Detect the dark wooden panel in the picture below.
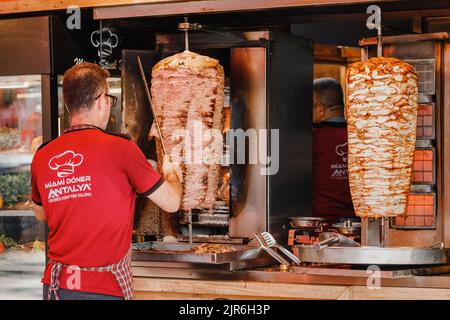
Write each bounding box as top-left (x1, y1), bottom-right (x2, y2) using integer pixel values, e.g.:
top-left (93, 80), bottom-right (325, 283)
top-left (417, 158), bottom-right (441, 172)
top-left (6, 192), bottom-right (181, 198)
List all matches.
top-left (121, 49), bottom-right (160, 157)
top-left (268, 32), bottom-right (313, 246)
top-left (0, 16), bottom-right (50, 76)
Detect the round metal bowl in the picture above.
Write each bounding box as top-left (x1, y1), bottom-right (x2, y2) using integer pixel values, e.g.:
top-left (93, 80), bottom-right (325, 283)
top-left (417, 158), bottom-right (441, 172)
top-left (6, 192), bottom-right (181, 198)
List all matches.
top-left (289, 217), bottom-right (324, 229)
top-left (332, 221), bottom-right (361, 236)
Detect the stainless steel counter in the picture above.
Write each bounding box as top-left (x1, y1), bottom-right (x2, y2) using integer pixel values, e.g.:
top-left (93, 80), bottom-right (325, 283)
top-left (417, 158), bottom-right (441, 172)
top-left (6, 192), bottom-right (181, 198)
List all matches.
top-left (132, 261), bottom-right (450, 290)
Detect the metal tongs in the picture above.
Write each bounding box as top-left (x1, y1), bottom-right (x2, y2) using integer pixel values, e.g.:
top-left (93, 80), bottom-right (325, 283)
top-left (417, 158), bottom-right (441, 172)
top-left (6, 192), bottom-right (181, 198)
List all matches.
top-left (253, 233), bottom-right (290, 267)
top-left (260, 232), bottom-right (301, 265)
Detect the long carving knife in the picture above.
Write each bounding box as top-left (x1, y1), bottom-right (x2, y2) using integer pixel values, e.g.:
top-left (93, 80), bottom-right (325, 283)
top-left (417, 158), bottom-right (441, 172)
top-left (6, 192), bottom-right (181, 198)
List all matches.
top-left (137, 56), bottom-right (167, 155)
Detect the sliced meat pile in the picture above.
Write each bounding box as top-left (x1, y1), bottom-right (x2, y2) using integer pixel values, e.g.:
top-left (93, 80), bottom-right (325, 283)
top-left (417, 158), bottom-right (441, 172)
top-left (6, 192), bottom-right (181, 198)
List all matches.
top-left (346, 57), bottom-right (418, 218)
top-left (192, 243), bottom-right (236, 254)
top-left (151, 51), bottom-right (224, 211)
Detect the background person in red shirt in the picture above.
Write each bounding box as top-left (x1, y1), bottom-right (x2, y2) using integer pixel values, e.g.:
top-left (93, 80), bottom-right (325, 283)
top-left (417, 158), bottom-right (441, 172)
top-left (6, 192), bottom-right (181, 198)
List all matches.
top-left (312, 77), bottom-right (355, 224)
top-left (31, 62), bottom-right (183, 300)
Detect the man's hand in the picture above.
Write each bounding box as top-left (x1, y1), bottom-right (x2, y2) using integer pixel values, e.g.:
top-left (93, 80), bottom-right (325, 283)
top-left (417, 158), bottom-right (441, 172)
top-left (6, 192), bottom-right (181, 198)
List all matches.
top-left (33, 204), bottom-right (46, 222)
top-left (162, 155), bottom-right (183, 183)
top-left (147, 155), bottom-right (183, 213)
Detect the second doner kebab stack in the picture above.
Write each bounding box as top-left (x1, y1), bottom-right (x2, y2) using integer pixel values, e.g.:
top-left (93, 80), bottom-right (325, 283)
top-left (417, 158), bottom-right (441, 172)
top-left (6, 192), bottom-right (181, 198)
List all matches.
top-left (150, 51), bottom-right (225, 211)
top-left (346, 57), bottom-right (418, 218)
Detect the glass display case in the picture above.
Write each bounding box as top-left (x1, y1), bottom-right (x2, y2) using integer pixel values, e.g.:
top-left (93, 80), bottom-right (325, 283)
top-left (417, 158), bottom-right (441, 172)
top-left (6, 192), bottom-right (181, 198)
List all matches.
top-left (0, 74), bottom-right (45, 230)
top-left (0, 76), bottom-right (41, 207)
top-left (0, 75), bottom-right (46, 300)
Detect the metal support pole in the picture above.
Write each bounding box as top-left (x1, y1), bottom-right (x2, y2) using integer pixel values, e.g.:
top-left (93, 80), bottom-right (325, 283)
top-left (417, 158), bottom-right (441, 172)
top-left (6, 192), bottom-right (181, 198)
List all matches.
top-left (188, 210), bottom-right (193, 247)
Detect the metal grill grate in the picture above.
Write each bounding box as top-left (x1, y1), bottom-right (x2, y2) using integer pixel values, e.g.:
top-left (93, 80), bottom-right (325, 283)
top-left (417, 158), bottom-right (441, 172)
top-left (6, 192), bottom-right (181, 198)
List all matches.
top-left (395, 59), bottom-right (437, 231)
top-left (412, 148), bottom-right (434, 184)
top-left (416, 103), bottom-right (435, 139)
top-left (393, 193), bottom-right (435, 229)
top-left (404, 58), bottom-right (435, 95)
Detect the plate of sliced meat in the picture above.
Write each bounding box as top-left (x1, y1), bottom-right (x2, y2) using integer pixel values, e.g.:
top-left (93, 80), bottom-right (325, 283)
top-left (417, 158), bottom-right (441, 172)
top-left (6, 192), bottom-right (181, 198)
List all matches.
top-left (132, 241), bottom-right (261, 264)
top-left (192, 243), bottom-right (236, 254)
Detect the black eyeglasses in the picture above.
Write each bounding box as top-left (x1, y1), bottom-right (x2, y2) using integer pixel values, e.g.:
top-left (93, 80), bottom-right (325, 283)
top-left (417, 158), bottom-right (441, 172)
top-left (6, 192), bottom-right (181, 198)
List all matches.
top-left (95, 93), bottom-right (118, 108)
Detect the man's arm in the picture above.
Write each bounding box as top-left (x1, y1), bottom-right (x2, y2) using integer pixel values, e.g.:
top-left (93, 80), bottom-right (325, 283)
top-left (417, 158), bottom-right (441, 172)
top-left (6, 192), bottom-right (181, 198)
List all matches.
top-left (33, 204), bottom-right (46, 221)
top-left (147, 180), bottom-right (182, 213)
top-left (147, 155), bottom-right (183, 213)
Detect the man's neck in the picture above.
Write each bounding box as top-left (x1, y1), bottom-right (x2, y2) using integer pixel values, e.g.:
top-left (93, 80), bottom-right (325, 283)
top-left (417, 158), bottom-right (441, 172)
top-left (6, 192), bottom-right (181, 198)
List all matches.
top-left (325, 109), bottom-right (345, 120)
top-left (70, 113), bottom-right (99, 128)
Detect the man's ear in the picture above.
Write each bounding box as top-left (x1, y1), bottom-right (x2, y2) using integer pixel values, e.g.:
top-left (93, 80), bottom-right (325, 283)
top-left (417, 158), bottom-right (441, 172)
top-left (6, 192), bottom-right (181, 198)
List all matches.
top-left (317, 103), bottom-right (326, 116)
top-left (96, 95), bottom-right (103, 111)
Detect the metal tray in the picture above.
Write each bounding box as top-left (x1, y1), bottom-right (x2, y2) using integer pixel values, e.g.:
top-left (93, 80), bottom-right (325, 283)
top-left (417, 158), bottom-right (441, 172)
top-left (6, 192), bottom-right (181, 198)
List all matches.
top-left (292, 246), bottom-right (450, 265)
top-left (132, 241), bottom-right (262, 264)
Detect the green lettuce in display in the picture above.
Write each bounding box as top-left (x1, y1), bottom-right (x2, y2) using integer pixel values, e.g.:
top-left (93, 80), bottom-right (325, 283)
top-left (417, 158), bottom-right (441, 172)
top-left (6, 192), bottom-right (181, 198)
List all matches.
top-left (0, 172), bottom-right (31, 207)
top-left (0, 128), bottom-right (21, 151)
top-left (0, 234), bottom-right (16, 248)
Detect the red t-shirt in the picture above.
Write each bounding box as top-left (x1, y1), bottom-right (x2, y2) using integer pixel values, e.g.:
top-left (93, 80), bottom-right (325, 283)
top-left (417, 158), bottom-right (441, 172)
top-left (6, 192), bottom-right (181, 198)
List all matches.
top-left (31, 127), bottom-right (163, 297)
top-left (312, 121), bottom-right (355, 221)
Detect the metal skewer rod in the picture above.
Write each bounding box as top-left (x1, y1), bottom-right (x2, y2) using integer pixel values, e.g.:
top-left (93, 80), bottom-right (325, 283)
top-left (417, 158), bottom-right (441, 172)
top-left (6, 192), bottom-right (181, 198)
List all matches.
top-left (376, 25), bottom-right (383, 58)
top-left (184, 17), bottom-right (189, 52)
top-left (178, 17), bottom-right (203, 52)
top-left (366, 5), bottom-right (383, 57)
top-left (188, 210), bottom-right (193, 248)
top-left (137, 56), bottom-right (167, 155)
top-left (374, 6), bottom-right (383, 57)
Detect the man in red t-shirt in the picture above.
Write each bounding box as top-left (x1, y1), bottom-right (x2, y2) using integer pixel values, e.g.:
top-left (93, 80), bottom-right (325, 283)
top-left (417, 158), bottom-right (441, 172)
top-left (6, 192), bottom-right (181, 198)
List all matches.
top-left (31, 62), bottom-right (182, 300)
top-left (312, 78), bottom-right (355, 223)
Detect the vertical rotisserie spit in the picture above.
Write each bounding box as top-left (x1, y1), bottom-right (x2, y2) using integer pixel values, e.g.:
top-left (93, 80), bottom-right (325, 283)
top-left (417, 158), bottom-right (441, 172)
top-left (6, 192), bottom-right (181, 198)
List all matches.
top-left (346, 57), bottom-right (418, 218)
top-left (150, 51), bottom-right (225, 211)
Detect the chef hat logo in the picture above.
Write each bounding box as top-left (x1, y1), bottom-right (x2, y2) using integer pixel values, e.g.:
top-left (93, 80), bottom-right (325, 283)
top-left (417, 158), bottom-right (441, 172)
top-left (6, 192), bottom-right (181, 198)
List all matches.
top-left (90, 28), bottom-right (118, 60)
top-left (335, 142), bottom-right (348, 163)
top-left (48, 150), bottom-right (84, 178)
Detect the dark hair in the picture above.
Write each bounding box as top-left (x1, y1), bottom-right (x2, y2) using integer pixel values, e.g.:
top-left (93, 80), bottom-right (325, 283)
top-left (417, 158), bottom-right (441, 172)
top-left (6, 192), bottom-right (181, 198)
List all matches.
top-left (62, 62), bottom-right (109, 114)
top-left (313, 77), bottom-right (344, 110)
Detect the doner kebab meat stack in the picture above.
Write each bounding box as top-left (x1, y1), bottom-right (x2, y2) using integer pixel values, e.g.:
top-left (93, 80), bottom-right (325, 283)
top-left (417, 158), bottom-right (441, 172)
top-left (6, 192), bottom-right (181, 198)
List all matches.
top-left (346, 57), bottom-right (418, 218)
top-left (151, 51), bottom-right (225, 211)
